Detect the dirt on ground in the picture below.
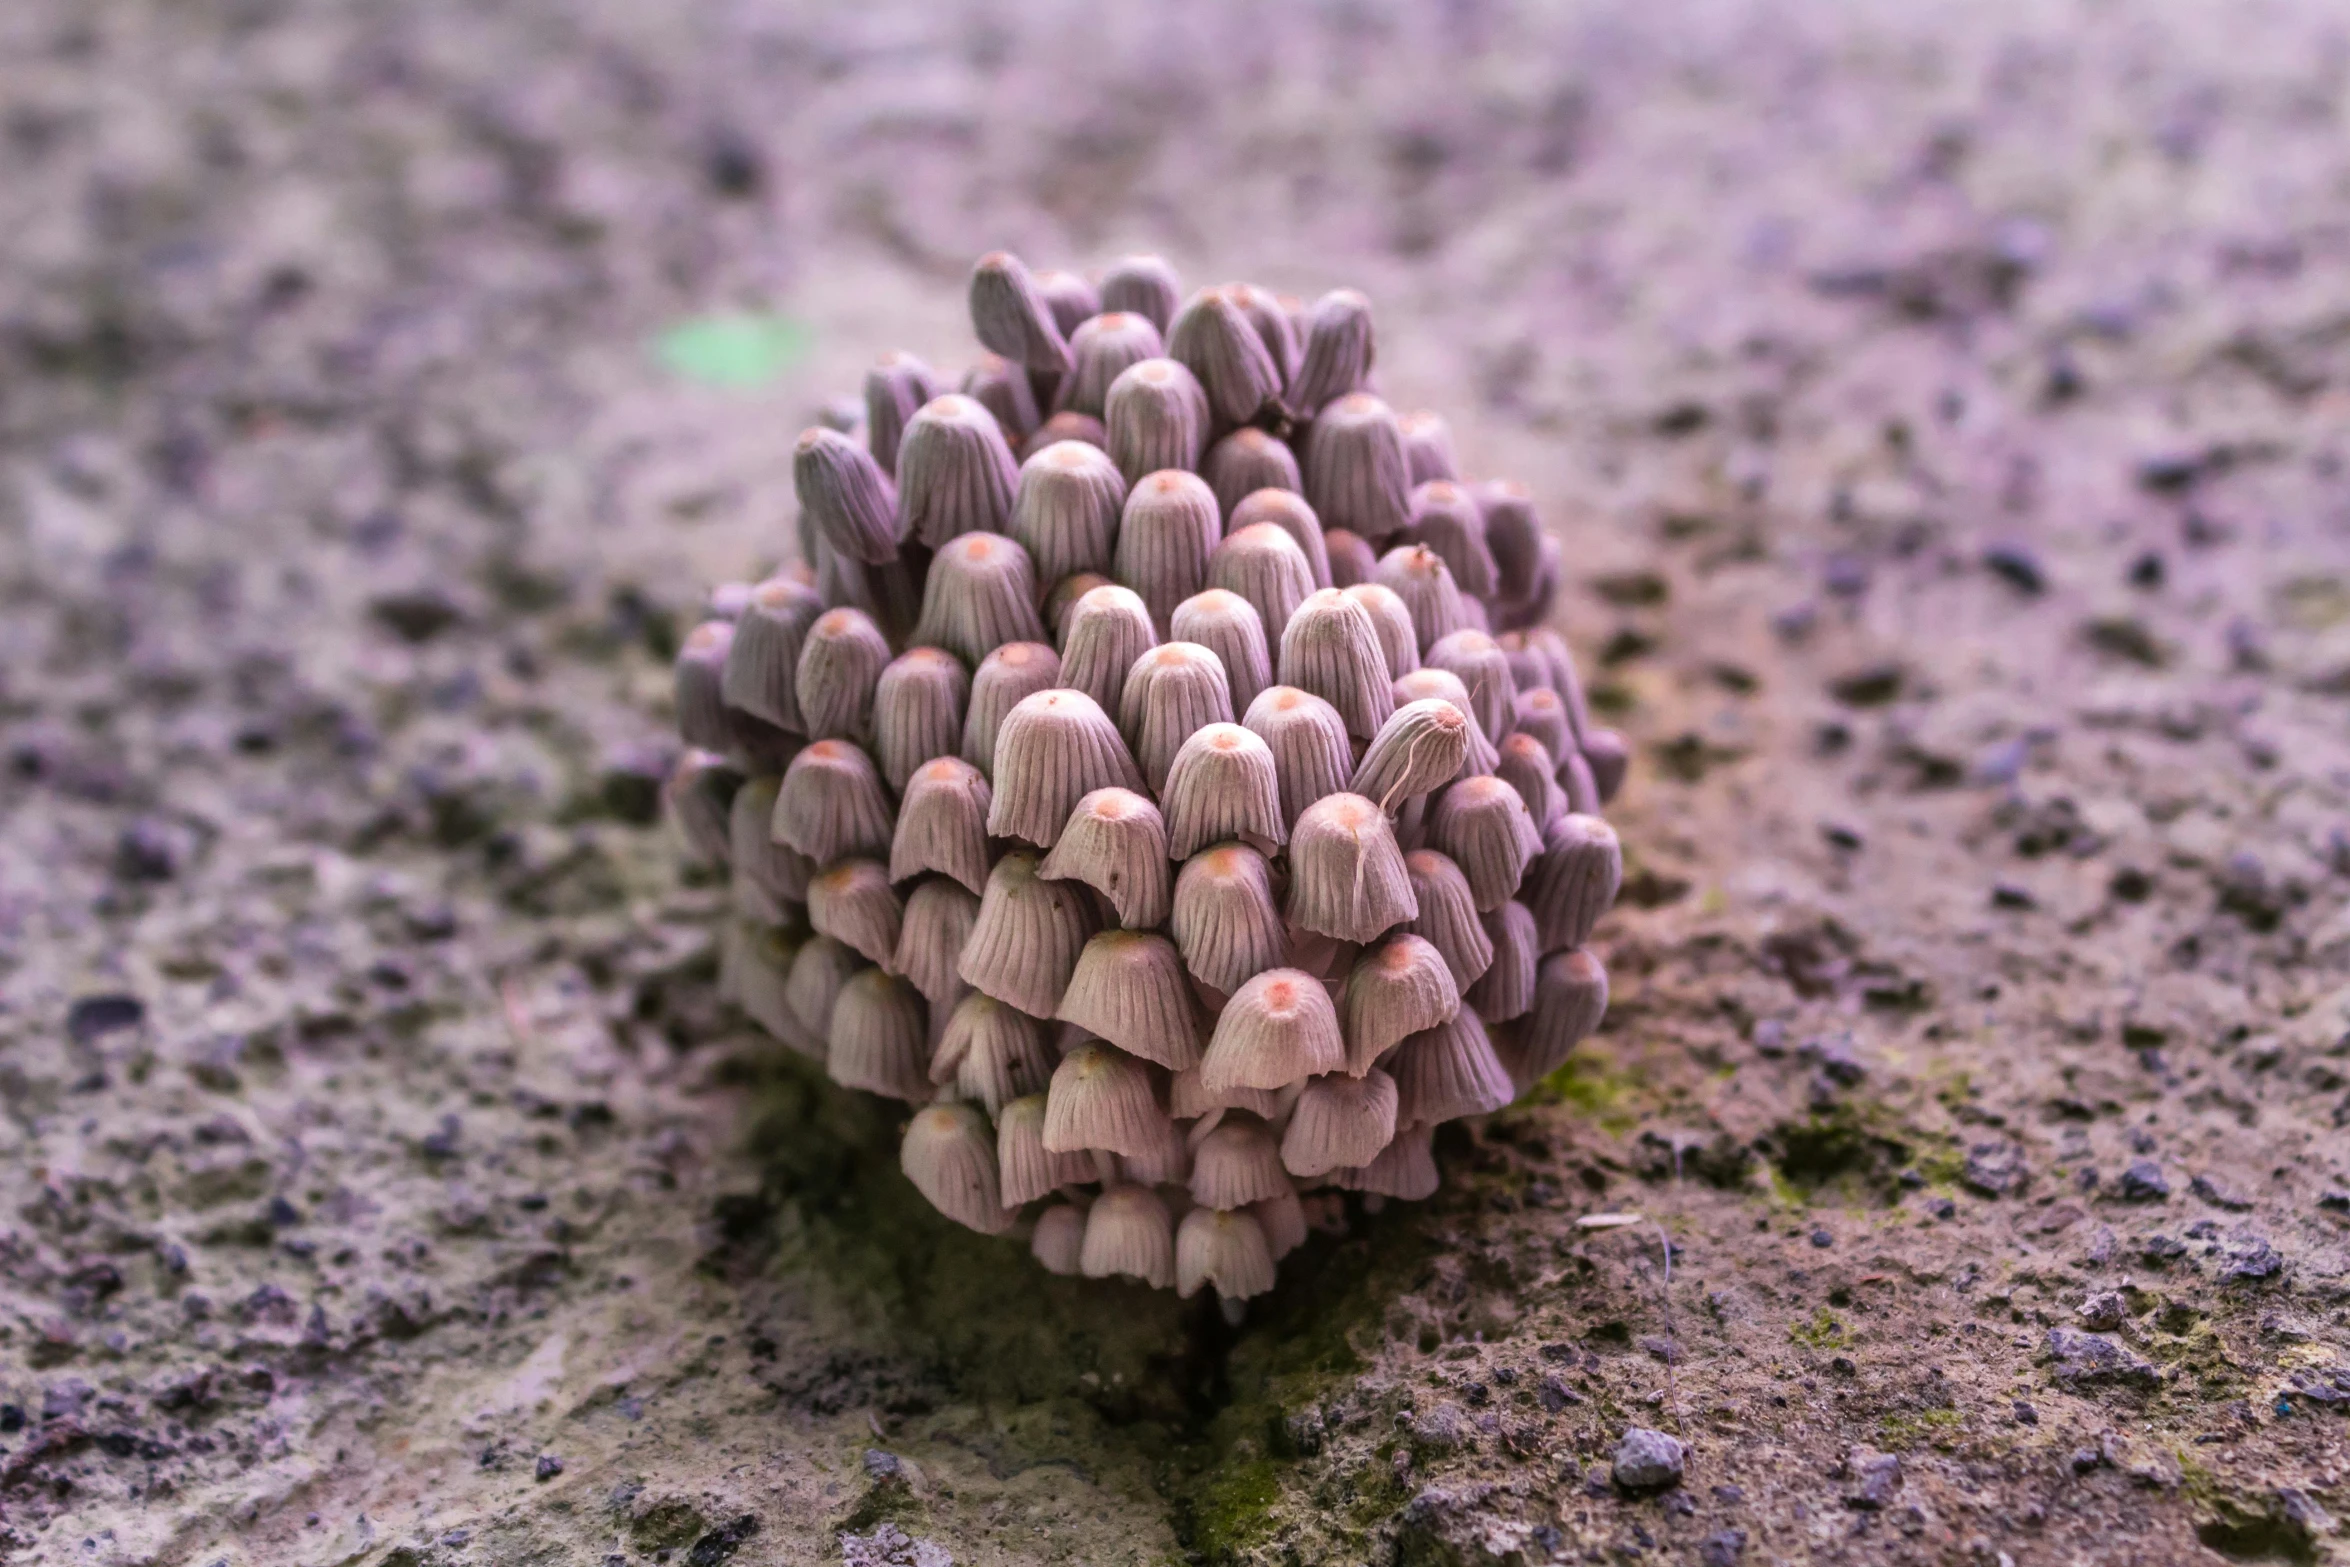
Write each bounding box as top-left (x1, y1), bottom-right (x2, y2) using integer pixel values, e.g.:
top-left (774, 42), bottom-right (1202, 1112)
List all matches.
top-left (3, 1), bottom-right (2348, 1563)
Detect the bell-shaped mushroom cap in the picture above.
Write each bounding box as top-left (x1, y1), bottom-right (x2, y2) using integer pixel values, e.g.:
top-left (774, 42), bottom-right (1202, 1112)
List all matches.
top-left (1513, 625), bottom-right (1592, 741)
top-left (772, 739), bottom-right (894, 865)
top-left (1035, 267), bottom-right (1101, 337)
top-left (829, 969), bottom-right (932, 1102)
top-left (1114, 1126), bottom-right (1192, 1187)
top-left (1503, 946), bottom-right (1610, 1089)
top-left (1170, 843), bottom-right (1288, 996)
top-left (1303, 392), bottom-right (1411, 543)
top-left (1044, 1042), bottom-right (1169, 1157)
top-left (895, 876), bottom-right (981, 1006)
top-left (1392, 667), bottom-right (1500, 778)
top-left (1201, 968), bottom-right (1346, 1093)
top-left (1099, 254), bottom-right (1183, 333)
top-left (1512, 686), bottom-right (1575, 770)
top-left (1162, 723), bottom-right (1285, 859)
top-left (1115, 470), bottom-right (1221, 635)
top-left (1398, 410), bottom-right (1459, 485)
top-left (1342, 582), bottom-right (1420, 680)
top-left (1176, 1205), bottom-right (1277, 1301)
top-left (863, 350), bottom-right (940, 476)
top-left (1339, 934), bottom-right (1462, 1074)
top-left (1430, 775), bottom-right (1544, 911)
top-left (723, 576), bottom-right (827, 732)
top-left (1204, 429), bottom-right (1302, 522)
top-left (1322, 528), bottom-right (1378, 590)
top-left (1525, 812), bottom-right (1622, 952)
top-left (666, 749), bottom-right (743, 869)
top-left (902, 1101), bottom-right (1013, 1234)
top-left (1210, 522), bottom-right (1316, 643)
top-left (1281, 1068), bottom-right (1399, 1176)
top-left (1475, 480), bottom-right (1545, 595)
top-left (1021, 410), bottom-right (1108, 462)
top-left (1104, 358), bottom-right (1209, 486)
top-left (914, 532), bottom-right (1047, 667)
top-left (1250, 1184), bottom-right (1308, 1260)
top-left (998, 1095), bottom-right (1095, 1206)
top-left (1424, 629), bottom-right (1517, 743)
top-left (673, 620), bottom-right (735, 752)
top-left (1189, 1112), bottom-right (1292, 1208)
top-left (1495, 732), bottom-right (1568, 831)
top-left (1119, 641), bottom-right (1235, 793)
top-left (794, 607), bottom-right (891, 742)
top-left (1171, 589), bottom-right (1273, 715)
top-left (1388, 1010), bottom-right (1515, 1125)
top-left (961, 351), bottom-right (1042, 445)
top-left (1059, 584), bottom-right (1159, 713)
top-left (1038, 787), bottom-right (1170, 929)
top-left (1045, 572), bottom-right (1114, 640)
top-left (1231, 487), bottom-right (1334, 591)
top-left (1332, 1121), bottom-right (1438, 1201)
top-left (930, 992), bottom-right (1055, 1113)
top-left (1167, 286), bottom-right (1285, 427)
top-left (1031, 1199), bottom-right (1090, 1273)
top-left (1580, 728), bottom-right (1630, 805)
top-left (1372, 545), bottom-right (1468, 655)
top-left (1010, 439), bottom-right (1127, 582)
top-left (1081, 1184), bottom-right (1177, 1289)
top-left (1286, 288), bottom-right (1375, 418)
top-left (785, 935), bottom-right (866, 1039)
top-left (1403, 479), bottom-right (1494, 598)
top-left (807, 858), bottom-right (903, 969)
top-left (872, 647), bottom-right (971, 792)
top-left (1466, 900), bottom-right (1539, 1022)
top-left (898, 393), bottom-right (1020, 548)
top-left (1288, 793), bottom-right (1417, 944)
top-left (960, 851), bottom-right (1099, 1017)
top-left (1169, 1065), bottom-right (1289, 1122)
top-left (1061, 311), bottom-right (1165, 420)
top-left (1559, 748), bottom-right (1602, 816)
top-left (890, 757), bottom-right (993, 894)
top-left (969, 250), bottom-right (1073, 374)
top-left (1351, 698), bottom-right (1472, 813)
top-left (730, 775), bottom-right (813, 911)
top-left (963, 641), bottom-right (1062, 775)
top-left (1056, 931), bottom-right (1204, 1072)
top-left (725, 920), bottom-right (802, 1038)
top-left (794, 426), bottom-right (902, 565)
top-left (1241, 685), bottom-right (1353, 834)
top-left (987, 688), bottom-right (1147, 849)
top-left (1402, 849), bottom-right (1496, 991)
top-left (1277, 588), bottom-right (1394, 741)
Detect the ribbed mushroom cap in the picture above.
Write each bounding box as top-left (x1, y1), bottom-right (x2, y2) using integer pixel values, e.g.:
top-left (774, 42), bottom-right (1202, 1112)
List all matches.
top-left (1204, 430), bottom-right (1302, 521)
top-left (1201, 969), bottom-right (1345, 1092)
top-left (1512, 686), bottom-right (1575, 769)
top-left (913, 532), bottom-right (1046, 667)
top-left (673, 620), bottom-right (734, 752)
top-left (960, 352), bottom-right (1040, 444)
top-left (1162, 723), bottom-right (1285, 859)
top-left (1372, 545), bottom-right (1468, 654)
top-left (723, 576), bottom-right (826, 732)
top-left (729, 775), bottom-right (812, 912)
top-left (1401, 849), bottom-right (1496, 991)
top-left (812, 544), bottom-right (920, 646)
top-left (1056, 931), bottom-right (1204, 1072)
top-left (795, 607), bottom-right (891, 742)
top-left (1391, 667), bottom-right (1499, 778)
top-left (930, 992), bottom-right (1055, 1113)
top-left (1031, 1200), bottom-right (1089, 1274)
top-left (668, 749), bottom-right (743, 869)
top-left (902, 1102), bottom-right (1013, 1234)
top-left (829, 969), bottom-right (932, 1102)
top-left (863, 351), bottom-right (940, 476)
top-left (1169, 1066), bottom-right (1289, 1122)
top-left (1278, 588), bottom-right (1395, 741)
top-left (1021, 411), bottom-right (1108, 462)
top-left (1250, 1185), bottom-right (1308, 1260)
top-left (1466, 900), bottom-right (1539, 1022)
top-left (898, 394), bottom-right (1020, 547)
top-left (1230, 487), bottom-right (1333, 590)
top-left (1167, 287), bottom-right (1284, 427)
top-left (794, 426), bottom-right (901, 565)
top-left (1010, 440), bottom-right (1126, 582)
top-left (1525, 812), bottom-right (1622, 953)
top-left (890, 757), bottom-right (992, 893)
top-left (1399, 411), bottom-right (1459, 486)
top-left (998, 1095), bottom-right (1095, 1206)
top-left (872, 648), bottom-right (970, 792)
top-left (1475, 480), bottom-right (1545, 592)
top-left (1038, 786), bottom-right (1170, 928)
top-left (1170, 843), bottom-right (1288, 997)
top-left (1506, 945), bottom-right (1609, 1088)
top-left (807, 858), bottom-right (903, 969)
top-left (1304, 393), bottom-right (1411, 543)
top-left (1341, 582), bottom-right (1419, 679)
top-left (987, 688), bottom-right (1147, 849)
top-left (1403, 479), bottom-right (1494, 598)
top-left (969, 250), bottom-right (1073, 374)
top-left (1228, 283), bottom-right (1301, 385)
top-left (1351, 698), bottom-right (1472, 812)
top-left (1099, 254), bottom-right (1182, 334)
top-left (1104, 358), bottom-right (1209, 486)
top-left (709, 579), bottom-right (758, 621)
top-left (731, 924), bottom-right (820, 1057)
top-left (1171, 590), bottom-right (1273, 715)
top-left (1560, 748), bottom-right (1602, 816)
top-left (1581, 728), bottom-right (1630, 805)
top-left (1339, 933), bottom-right (1462, 1074)
top-left (1189, 1112), bottom-right (1291, 1208)
top-left (785, 935), bottom-right (865, 1039)
top-left (1035, 268), bottom-right (1102, 337)
top-left (1114, 1128), bottom-right (1192, 1187)
top-left (1081, 1184), bottom-right (1176, 1289)
top-left (1430, 775), bottom-right (1544, 911)
top-left (1332, 1121), bottom-right (1438, 1200)
top-left (1388, 1010), bottom-right (1515, 1124)
top-left (1281, 1068), bottom-right (1399, 1176)
top-left (1058, 584), bottom-right (1158, 713)
top-left (1514, 625), bottom-right (1592, 742)
top-left (1061, 311), bottom-right (1165, 419)
top-left (1044, 1042), bottom-right (1170, 1157)
top-left (1287, 289), bottom-right (1376, 418)
top-left (963, 641), bottom-right (1061, 775)
top-left (1495, 732), bottom-right (1568, 831)
top-left (1119, 641), bottom-right (1235, 793)
top-left (1424, 630), bottom-right (1517, 743)
top-left (1115, 470), bottom-right (1221, 635)
top-left (1175, 1207), bottom-right (1277, 1301)
top-left (895, 876), bottom-right (981, 1006)
top-left (960, 851), bottom-right (1099, 1017)
top-left (1322, 528), bottom-right (1378, 590)
top-left (1210, 522), bottom-right (1315, 643)
top-left (1288, 793), bottom-right (1418, 944)
top-left (772, 739), bottom-right (894, 864)
top-left (1240, 684), bottom-right (1353, 833)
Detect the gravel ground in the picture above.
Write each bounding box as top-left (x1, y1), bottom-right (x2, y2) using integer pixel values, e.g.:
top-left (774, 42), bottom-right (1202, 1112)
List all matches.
top-left (3, 1), bottom-right (2348, 1563)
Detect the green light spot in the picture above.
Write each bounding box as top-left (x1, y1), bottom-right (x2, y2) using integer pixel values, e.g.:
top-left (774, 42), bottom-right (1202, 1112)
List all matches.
top-left (655, 313), bottom-right (812, 388)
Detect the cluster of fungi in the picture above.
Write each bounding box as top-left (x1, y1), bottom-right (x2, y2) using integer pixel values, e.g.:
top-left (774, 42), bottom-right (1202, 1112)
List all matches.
top-left (665, 252), bottom-right (1626, 1316)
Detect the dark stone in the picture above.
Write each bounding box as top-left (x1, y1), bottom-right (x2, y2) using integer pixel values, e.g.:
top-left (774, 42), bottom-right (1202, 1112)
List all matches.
top-left (685, 1515), bottom-right (760, 1567)
top-left (536, 1454), bottom-right (565, 1481)
top-left (1982, 542), bottom-right (2046, 594)
top-left (2218, 1236), bottom-right (2284, 1285)
top-left (2190, 1173), bottom-right (2253, 1211)
top-left (65, 994), bottom-right (145, 1045)
top-left (1536, 1374), bottom-right (1581, 1412)
top-left (113, 819), bottom-right (181, 881)
top-left (2013, 1401), bottom-right (2038, 1425)
top-left (1699, 1528), bottom-right (1748, 1566)
top-left (370, 588), bottom-right (463, 643)
top-left (2118, 1161), bottom-right (2170, 1202)
top-left (1809, 1228), bottom-right (1835, 1249)
top-left (1963, 1139), bottom-right (2026, 1197)
top-left (2046, 1328), bottom-right (2160, 1389)
top-left (1611, 1427), bottom-right (1685, 1491)
top-left (1846, 1448), bottom-right (1901, 1509)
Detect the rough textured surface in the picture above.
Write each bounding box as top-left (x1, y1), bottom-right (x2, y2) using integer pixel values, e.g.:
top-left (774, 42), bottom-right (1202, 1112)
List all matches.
top-left (4, 1), bottom-right (2350, 1563)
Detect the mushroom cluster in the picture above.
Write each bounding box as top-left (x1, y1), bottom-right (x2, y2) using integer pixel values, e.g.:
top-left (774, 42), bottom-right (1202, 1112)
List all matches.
top-left (665, 252), bottom-right (1627, 1313)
